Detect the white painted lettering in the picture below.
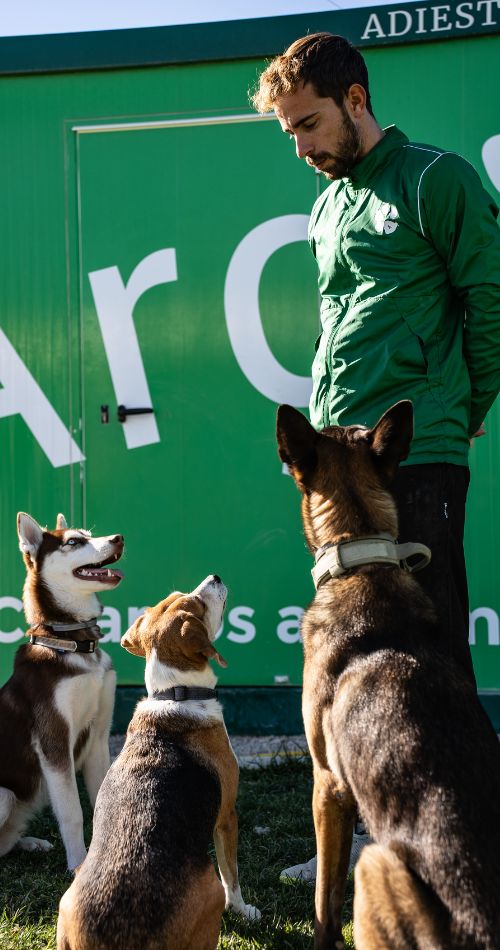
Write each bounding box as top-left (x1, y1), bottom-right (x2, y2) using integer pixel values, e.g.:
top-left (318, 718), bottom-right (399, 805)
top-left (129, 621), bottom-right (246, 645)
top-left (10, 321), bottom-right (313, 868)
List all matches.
top-left (226, 606), bottom-right (256, 644)
top-left (276, 606), bottom-right (304, 644)
top-left (98, 606), bottom-right (121, 643)
top-left (455, 2), bottom-right (475, 27)
top-left (431, 4), bottom-right (452, 30)
top-left (127, 606), bottom-right (148, 626)
top-left (482, 134), bottom-right (500, 191)
top-left (415, 7), bottom-right (428, 33)
top-left (469, 607), bottom-right (500, 646)
top-left (477, 0), bottom-right (499, 26)
top-left (0, 329), bottom-right (84, 468)
top-left (0, 597), bottom-right (24, 644)
top-left (224, 216), bottom-right (312, 406)
top-left (89, 248), bottom-right (177, 449)
top-left (361, 12), bottom-right (386, 39)
top-left (389, 9), bottom-right (412, 36)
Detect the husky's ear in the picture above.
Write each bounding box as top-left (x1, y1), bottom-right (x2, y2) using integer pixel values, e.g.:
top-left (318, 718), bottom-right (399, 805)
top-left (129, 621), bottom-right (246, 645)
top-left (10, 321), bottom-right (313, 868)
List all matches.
top-left (121, 617), bottom-right (146, 657)
top-left (276, 405), bottom-right (319, 487)
top-left (56, 513), bottom-right (68, 530)
top-left (181, 615), bottom-right (227, 668)
top-left (367, 401), bottom-right (413, 481)
top-left (17, 513), bottom-right (44, 560)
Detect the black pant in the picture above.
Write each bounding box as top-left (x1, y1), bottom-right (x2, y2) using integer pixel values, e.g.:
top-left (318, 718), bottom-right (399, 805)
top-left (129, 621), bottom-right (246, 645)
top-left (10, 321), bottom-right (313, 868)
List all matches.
top-left (391, 463), bottom-right (475, 686)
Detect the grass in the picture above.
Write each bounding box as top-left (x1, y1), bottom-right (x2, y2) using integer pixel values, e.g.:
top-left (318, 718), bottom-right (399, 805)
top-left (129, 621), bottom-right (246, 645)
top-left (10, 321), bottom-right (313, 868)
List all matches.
top-left (0, 758), bottom-right (355, 949)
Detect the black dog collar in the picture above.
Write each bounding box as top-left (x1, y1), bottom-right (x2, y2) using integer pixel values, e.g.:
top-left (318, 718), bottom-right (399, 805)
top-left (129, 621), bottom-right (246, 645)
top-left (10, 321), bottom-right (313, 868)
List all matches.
top-left (29, 618), bottom-right (102, 654)
top-left (151, 686), bottom-right (218, 702)
top-left (30, 634), bottom-right (98, 654)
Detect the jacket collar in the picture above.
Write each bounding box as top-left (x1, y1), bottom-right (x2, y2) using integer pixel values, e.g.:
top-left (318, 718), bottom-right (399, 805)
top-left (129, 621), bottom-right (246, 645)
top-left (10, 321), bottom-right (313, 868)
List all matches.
top-left (349, 125), bottom-right (409, 189)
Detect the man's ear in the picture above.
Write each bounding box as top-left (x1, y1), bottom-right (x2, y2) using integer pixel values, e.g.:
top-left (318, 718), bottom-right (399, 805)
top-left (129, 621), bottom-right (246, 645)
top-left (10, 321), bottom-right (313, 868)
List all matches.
top-left (368, 401), bottom-right (413, 480)
top-left (276, 405), bottom-right (319, 487)
top-left (17, 512), bottom-right (44, 561)
top-left (180, 616), bottom-right (227, 668)
top-left (56, 513), bottom-right (68, 530)
top-left (345, 83), bottom-right (367, 120)
top-left (121, 617), bottom-right (146, 657)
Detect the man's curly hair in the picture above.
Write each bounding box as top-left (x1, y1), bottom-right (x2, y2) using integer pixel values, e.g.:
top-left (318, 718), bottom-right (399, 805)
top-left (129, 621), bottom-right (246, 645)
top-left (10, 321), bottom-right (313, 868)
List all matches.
top-left (250, 32), bottom-right (373, 116)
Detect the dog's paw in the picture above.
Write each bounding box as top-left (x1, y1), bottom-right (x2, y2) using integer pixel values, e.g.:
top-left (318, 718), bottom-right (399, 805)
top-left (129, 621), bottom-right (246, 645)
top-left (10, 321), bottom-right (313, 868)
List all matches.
top-left (233, 902), bottom-right (261, 922)
top-left (18, 836), bottom-right (53, 853)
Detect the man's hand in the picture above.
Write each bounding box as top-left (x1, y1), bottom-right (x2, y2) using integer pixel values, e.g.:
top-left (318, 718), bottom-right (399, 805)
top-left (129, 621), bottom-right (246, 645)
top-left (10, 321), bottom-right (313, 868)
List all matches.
top-left (470, 422), bottom-right (486, 446)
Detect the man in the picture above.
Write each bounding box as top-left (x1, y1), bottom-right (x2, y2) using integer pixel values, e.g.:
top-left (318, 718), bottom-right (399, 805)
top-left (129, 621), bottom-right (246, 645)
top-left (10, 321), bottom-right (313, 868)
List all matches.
top-left (251, 31), bottom-right (500, 882)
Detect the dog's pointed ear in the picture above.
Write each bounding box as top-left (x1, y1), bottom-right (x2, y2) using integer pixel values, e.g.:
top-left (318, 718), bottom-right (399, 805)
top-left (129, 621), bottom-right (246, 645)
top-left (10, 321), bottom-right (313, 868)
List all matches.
top-left (180, 616), bottom-right (228, 668)
top-left (56, 513), bottom-right (68, 530)
top-left (367, 401), bottom-right (413, 480)
top-left (121, 616), bottom-right (146, 657)
top-left (17, 513), bottom-right (44, 561)
top-left (276, 405), bottom-right (319, 486)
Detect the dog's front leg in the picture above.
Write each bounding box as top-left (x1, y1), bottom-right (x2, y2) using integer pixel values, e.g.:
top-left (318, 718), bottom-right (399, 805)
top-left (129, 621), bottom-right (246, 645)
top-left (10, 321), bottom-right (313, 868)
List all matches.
top-left (214, 806), bottom-right (261, 921)
top-left (313, 765), bottom-right (356, 950)
top-left (82, 668), bottom-right (116, 806)
top-left (43, 763), bottom-right (87, 871)
top-left (213, 752), bottom-right (260, 921)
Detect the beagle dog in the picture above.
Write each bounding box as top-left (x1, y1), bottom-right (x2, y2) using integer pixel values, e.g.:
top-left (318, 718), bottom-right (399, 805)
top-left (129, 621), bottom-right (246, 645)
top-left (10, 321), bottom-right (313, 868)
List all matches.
top-left (57, 574), bottom-right (260, 950)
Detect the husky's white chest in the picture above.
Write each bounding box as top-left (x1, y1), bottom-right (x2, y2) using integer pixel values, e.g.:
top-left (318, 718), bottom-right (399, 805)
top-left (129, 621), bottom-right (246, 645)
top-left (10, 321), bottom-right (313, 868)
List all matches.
top-left (53, 652), bottom-right (109, 738)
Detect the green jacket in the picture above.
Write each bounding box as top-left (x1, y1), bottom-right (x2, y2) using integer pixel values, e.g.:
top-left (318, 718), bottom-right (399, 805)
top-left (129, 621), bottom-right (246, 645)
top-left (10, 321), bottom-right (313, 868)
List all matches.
top-left (308, 125), bottom-right (500, 464)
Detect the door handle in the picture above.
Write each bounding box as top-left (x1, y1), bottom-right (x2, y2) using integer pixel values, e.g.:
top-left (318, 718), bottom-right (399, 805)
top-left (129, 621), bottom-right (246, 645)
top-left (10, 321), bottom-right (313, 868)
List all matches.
top-left (117, 405), bottom-right (154, 423)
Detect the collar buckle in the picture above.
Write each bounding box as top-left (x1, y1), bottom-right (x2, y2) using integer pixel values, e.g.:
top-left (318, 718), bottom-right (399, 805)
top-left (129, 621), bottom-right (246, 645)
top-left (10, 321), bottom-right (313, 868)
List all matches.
top-left (172, 685), bottom-right (188, 701)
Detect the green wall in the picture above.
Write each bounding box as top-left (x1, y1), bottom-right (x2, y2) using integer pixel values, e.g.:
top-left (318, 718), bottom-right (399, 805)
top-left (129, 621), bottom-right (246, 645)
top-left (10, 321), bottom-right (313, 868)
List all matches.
top-left (0, 35), bottom-right (499, 693)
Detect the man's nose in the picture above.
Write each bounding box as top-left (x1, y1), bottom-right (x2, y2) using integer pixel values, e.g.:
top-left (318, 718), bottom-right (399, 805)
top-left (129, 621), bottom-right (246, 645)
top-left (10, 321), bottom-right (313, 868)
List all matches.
top-left (295, 134), bottom-right (312, 160)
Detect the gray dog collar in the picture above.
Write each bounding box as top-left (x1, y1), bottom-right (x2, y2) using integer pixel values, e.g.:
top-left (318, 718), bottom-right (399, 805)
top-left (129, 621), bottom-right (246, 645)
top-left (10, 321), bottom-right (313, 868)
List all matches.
top-left (151, 687), bottom-right (218, 702)
top-left (29, 618), bottom-right (102, 653)
top-left (312, 535), bottom-right (431, 590)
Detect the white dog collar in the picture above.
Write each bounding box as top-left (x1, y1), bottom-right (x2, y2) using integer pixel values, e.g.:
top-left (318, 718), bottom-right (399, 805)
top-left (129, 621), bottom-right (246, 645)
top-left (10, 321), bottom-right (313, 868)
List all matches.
top-left (312, 534), bottom-right (431, 590)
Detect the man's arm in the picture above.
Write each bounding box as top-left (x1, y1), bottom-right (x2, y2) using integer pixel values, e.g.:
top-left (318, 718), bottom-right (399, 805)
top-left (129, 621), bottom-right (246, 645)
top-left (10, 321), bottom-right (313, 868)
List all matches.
top-left (419, 153), bottom-right (500, 436)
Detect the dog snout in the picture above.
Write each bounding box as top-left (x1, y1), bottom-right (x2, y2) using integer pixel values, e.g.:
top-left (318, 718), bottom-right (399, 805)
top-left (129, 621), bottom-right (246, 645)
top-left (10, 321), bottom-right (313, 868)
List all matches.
top-left (193, 574), bottom-right (225, 594)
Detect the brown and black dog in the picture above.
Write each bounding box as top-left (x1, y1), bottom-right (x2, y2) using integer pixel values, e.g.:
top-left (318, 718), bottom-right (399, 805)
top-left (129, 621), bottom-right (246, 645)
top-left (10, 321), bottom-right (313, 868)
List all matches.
top-left (277, 400), bottom-right (500, 950)
top-left (57, 574), bottom-right (259, 950)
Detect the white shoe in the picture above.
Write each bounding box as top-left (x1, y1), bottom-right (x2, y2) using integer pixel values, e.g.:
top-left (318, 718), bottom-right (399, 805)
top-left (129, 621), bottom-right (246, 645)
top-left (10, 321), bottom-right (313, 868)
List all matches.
top-left (348, 830), bottom-right (371, 871)
top-left (280, 854), bottom-right (317, 884)
top-left (279, 831), bottom-right (371, 884)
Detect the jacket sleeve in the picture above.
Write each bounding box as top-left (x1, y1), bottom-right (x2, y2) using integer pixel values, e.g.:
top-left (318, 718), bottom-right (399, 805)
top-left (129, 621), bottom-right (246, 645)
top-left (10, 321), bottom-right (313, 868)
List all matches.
top-left (419, 152), bottom-right (500, 435)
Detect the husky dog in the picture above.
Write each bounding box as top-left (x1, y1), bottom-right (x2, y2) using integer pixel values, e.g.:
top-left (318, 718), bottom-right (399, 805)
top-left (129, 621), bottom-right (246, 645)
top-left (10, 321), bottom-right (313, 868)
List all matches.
top-left (0, 512), bottom-right (124, 870)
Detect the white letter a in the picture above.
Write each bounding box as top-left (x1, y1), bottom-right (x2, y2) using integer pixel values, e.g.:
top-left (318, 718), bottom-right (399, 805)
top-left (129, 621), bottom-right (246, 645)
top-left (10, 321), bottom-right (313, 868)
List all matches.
top-left (0, 328), bottom-right (84, 467)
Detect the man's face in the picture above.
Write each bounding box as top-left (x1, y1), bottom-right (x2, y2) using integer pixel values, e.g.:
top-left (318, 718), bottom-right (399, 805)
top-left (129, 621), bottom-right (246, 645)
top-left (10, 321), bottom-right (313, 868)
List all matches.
top-left (275, 82), bottom-right (361, 180)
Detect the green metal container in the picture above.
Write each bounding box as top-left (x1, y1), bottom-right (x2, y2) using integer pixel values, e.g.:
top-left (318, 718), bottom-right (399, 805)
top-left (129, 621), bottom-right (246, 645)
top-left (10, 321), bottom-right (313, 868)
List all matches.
top-left (0, 6), bottom-right (499, 725)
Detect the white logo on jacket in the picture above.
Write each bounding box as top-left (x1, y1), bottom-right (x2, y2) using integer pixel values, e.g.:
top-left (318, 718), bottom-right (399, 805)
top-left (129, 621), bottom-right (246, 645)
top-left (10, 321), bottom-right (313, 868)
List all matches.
top-left (375, 203), bottom-right (399, 235)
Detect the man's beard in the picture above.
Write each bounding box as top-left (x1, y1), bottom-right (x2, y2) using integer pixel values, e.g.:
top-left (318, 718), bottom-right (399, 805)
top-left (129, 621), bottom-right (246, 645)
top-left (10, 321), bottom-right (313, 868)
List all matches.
top-left (312, 106), bottom-right (362, 180)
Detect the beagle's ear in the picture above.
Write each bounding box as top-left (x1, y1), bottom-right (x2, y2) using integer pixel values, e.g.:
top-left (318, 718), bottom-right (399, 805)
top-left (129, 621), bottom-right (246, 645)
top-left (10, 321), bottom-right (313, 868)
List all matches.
top-left (180, 616), bottom-right (227, 668)
top-left (121, 616), bottom-right (146, 657)
top-left (56, 513), bottom-right (68, 530)
top-left (17, 512), bottom-right (44, 561)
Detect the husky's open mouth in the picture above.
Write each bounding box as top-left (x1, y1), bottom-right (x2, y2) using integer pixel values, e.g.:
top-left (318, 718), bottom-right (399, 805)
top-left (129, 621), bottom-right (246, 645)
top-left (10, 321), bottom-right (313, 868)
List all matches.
top-left (73, 552), bottom-right (124, 585)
